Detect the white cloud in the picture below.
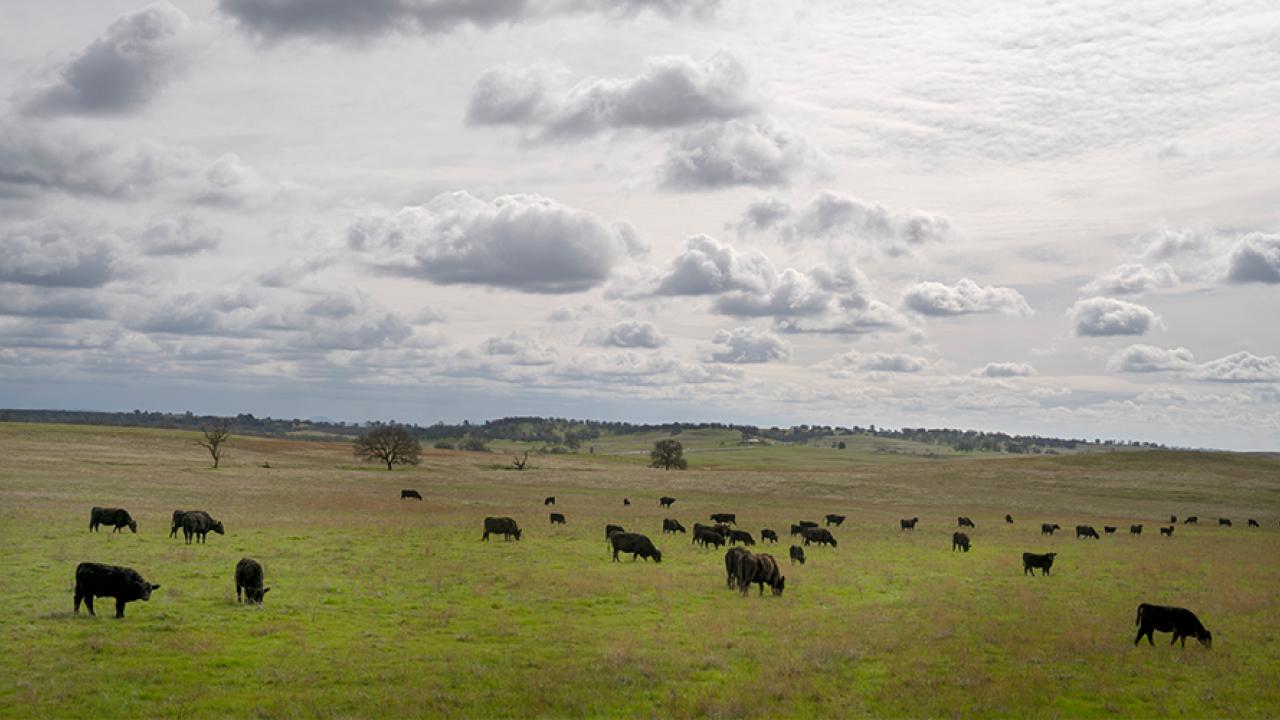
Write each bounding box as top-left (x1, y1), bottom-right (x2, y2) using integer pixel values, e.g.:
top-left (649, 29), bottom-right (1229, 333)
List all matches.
top-left (754, 191), bottom-right (952, 256)
top-left (974, 361), bottom-right (1036, 378)
top-left (348, 191), bottom-right (647, 293)
top-left (901, 279), bottom-right (1032, 317)
top-left (659, 119), bottom-right (829, 190)
top-left (135, 215), bottom-right (221, 257)
top-left (480, 332), bottom-right (558, 366)
top-left (1225, 233), bottom-right (1280, 284)
top-left (1106, 344), bottom-right (1196, 373)
top-left (827, 350), bottom-right (930, 376)
top-left (0, 221), bottom-right (124, 288)
top-left (1081, 263), bottom-right (1179, 296)
top-left (705, 326), bottom-right (790, 363)
top-left (1193, 351), bottom-right (1280, 383)
top-left (587, 320), bottom-right (666, 348)
top-left (1068, 297), bottom-right (1161, 337)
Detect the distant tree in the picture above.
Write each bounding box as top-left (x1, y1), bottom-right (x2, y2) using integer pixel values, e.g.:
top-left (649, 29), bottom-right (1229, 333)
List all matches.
top-left (433, 441), bottom-right (454, 450)
top-left (196, 421), bottom-right (231, 469)
top-left (353, 426), bottom-right (422, 470)
top-left (458, 436), bottom-right (490, 452)
top-left (837, 441), bottom-right (846, 450)
top-left (650, 439), bottom-right (687, 470)
top-left (512, 450), bottom-right (530, 470)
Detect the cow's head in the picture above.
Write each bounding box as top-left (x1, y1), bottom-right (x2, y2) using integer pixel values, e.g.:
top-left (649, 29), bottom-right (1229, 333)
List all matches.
top-left (211, 521), bottom-right (225, 535)
top-left (127, 519), bottom-right (138, 533)
top-left (1046, 553), bottom-right (1057, 560)
top-left (1197, 630), bottom-right (1212, 649)
top-left (247, 587), bottom-right (270, 604)
top-left (139, 581), bottom-right (159, 601)
top-left (829, 538), bottom-right (838, 547)
top-left (651, 550), bottom-right (662, 563)
top-left (513, 528), bottom-right (522, 540)
top-left (773, 577), bottom-right (785, 596)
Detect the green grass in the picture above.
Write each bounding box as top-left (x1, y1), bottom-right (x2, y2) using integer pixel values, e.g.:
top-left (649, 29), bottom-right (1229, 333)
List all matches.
top-left (1, 422), bottom-right (1278, 718)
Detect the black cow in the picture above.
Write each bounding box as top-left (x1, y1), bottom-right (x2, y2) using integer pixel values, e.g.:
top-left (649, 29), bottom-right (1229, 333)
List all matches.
top-left (789, 524), bottom-right (809, 537)
top-left (1160, 525), bottom-right (1174, 537)
top-left (825, 514), bottom-right (846, 527)
top-left (1170, 515), bottom-right (1177, 524)
top-left (710, 513), bottom-right (736, 525)
top-left (235, 557), bottom-right (269, 605)
top-left (73, 562), bottom-right (158, 618)
top-left (623, 498), bottom-right (630, 506)
top-left (659, 496), bottom-right (676, 508)
top-left (789, 545), bottom-right (805, 565)
top-left (1076, 525), bottom-right (1100, 539)
top-left (1130, 524), bottom-right (1144, 535)
top-left (1219, 518), bottom-right (1232, 527)
top-left (735, 552), bottom-right (785, 597)
top-left (952, 532), bottom-right (971, 552)
top-left (549, 513), bottom-right (566, 525)
top-left (900, 517), bottom-right (919, 530)
top-left (693, 527), bottom-right (726, 549)
top-left (1005, 514), bottom-right (1014, 524)
top-left (1041, 523), bottom-right (1061, 536)
top-left (482, 517), bottom-right (522, 541)
top-left (1184, 516), bottom-right (1198, 525)
top-left (797, 521), bottom-right (819, 528)
top-left (544, 496), bottom-right (555, 506)
top-left (1022, 552), bottom-right (1057, 576)
top-left (662, 518), bottom-right (686, 534)
top-left (401, 489), bottom-right (423, 500)
top-left (169, 510), bottom-right (190, 538)
top-left (181, 511), bottom-right (224, 544)
top-left (1104, 526), bottom-right (1117, 535)
top-left (1248, 519), bottom-right (1260, 527)
top-left (606, 524), bottom-right (625, 543)
top-left (89, 507), bottom-right (136, 533)
top-left (1135, 604), bottom-right (1212, 648)
top-left (801, 527), bottom-right (837, 548)
top-left (760, 528), bottom-right (778, 544)
top-left (724, 546), bottom-right (751, 589)
top-left (728, 530), bottom-right (756, 546)
top-left (610, 532), bottom-right (662, 563)
top-left (958, 516), bottom-right (975, 528)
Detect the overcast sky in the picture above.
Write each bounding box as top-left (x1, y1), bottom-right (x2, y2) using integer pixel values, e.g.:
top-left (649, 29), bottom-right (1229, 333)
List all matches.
top-left (1, 0), bottom-right (1278, 449)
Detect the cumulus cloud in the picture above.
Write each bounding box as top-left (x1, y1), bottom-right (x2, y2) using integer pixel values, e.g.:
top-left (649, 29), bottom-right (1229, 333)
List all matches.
top-left (652, 234), bottom-right (774, 297)
top-left (827, 350), bottom-right (929, 376)
top-left (1081, 263), bottom-right (1179, 296)
top-left (468, 52), bottom-right (755, 140)
top-left (659, 119), bottom-right (828, 190)
top-left (749, 191), bottom-right (952, 256)
top-left (1225, 233), bottom-right (1280, 284)
top-left (973, 361), bottom-right (1036, 378)
top-left (1193, 351), bottom-right (1280, 383)
top-left (705, 326), bottom-right (789, 363)
top-left (554, 351), bottom-right (741, 387)
top-left (0, 286), bottom-right (110, 320)
top-left (1106, 344), bottom-right (1196, 373)
top-left (0, 122), bottom-right (178, 199)
top-left (0, 221), bottom-right (125, 288)
top-left (1068, 297), bottom-right (1161, 337)
top-left (135, 215), bottom-right (221, 257)
top-left (901, 279), bottom-right (1032, 317)
top-left (348, 191), bottom-right (647, 294)
top-left (587, 320), bottom-right (666, 348)
top-left (479, 332), bottom-right (558, 365)
top-left (19, 2), bottom-right (193, 116)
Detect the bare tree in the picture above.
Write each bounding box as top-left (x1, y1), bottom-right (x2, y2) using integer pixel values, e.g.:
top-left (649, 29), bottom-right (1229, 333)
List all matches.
top-left (512, 450), bottom-right (530, 470)
top-left (197, 422), bottom-right (231, 469)
top-left (353, 426), bottom-right (422, 470)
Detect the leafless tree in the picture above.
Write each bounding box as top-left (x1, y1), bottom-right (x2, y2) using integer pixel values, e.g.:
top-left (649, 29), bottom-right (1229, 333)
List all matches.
top-left (512, 450), bottom-right (530, 470)
top-left (197, 422), bottom-right (231, 469)
top-left (353, 426), bottom-right (422, 470)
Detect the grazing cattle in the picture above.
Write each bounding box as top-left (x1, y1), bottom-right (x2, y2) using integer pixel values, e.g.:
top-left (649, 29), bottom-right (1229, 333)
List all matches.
top-left (952, 532), bottom-right (971, 552)
top-left (1130, 524), bottom-right (1144, 535)
top-left (169, 510), bottom-right (189, 538)
top-left (825, 514), bottom-right (846, 527)
top-left (89, 507), bottom-right (136, 534)
top-left (482, 517), bottom-right (522, 542)
top-left (1219, 518), bottom-right (1232, 527)
top-left (1248, 519), bottom-right (1260, 527)
top-left (789, 545), bottom-right (806, 565)
top-left (1076, 525), bottom-right (1100, 539)
top-left (1170, 515), bottom-right (1177, 524)
top-left (693, 527), bottom-right (726, 549)
top-left (1160, 525), bottom-right (1174, 537)
top-left (1135, 604), bottom-right (1212, 648)
top-left (181, 511), bottom-right (224, 544)
top-left (790, 524), bottom-right (806, 537)
top-left (761, 529), bottom-right (779, 544)
top-left (544, 496), bottom-right (555, 506)
top-left (549, 512), bottom-right (566, 525)
top-left (605, 524), bottom-right (625, 543)
top-left (1022, 552), bottom-right (1058, 576)
top-left (234, 557), bottom-right (269, 605)
top-left (73, 562), bottom-right (158, 618)
top-left (735, 552), bottom-right (785, 597)
top-left (958, 516), bottom-right (975, 528)
top-left (623, 498), bottom-right (630, 506)
top-left (728, 530), bottom-right (756, 546)
top-left (1184, 516), bottom-right (1198, 525)
top-left (609, 532), bottom-right (662, 563)
top-left (1104, 526), bottom-right (1117, 535)
top-left (798, 521), bottom-right (819, 528)
top-left (1005, 514), bottom-right (1014, 524)
top-left (900, 517), bottom-right (919, 530)
top-left (724, 546), bottom-right (751, 588)
top-left (662, 518), bottom-right (686, 534)
top-left (1041, 523), bottom-right (1060, 536)
top-left (801, 527), bottom-right (837, 548)
top-left (659, 496), bottom-right (676, 508)
top-left (401, 490), bottom-right (422, 500)
top-left (712, 524), bottom-right (734, 538)
top-left (710, 513), bottom-right (736, 525)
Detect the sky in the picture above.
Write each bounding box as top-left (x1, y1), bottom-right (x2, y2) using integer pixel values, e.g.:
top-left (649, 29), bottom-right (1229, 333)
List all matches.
top-left (1, 0), bottom-right (1278, 450)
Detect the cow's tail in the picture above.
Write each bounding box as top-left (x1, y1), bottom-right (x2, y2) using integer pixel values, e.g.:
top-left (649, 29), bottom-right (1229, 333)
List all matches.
top-left (1136, 604), bottom-right (1147, 627)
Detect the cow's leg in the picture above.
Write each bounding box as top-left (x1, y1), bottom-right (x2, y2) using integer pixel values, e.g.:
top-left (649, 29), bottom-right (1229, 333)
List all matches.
top-left (115, 599), bottom-right (126, 618)
top-left (1134, 628), bottom-right (1143, 646)
top-left (74, 590), bottom-right (83, 614)
top-left (84, 595), bottom-right (94, 616)
top-left (236, 583), bottom-right (242, 603)
top-left (612, 548), bottom-right (619, 562)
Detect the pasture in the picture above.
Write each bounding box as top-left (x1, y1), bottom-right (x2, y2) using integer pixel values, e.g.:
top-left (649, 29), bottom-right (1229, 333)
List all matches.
top-left (1, 422), bottom-right (1279, 718)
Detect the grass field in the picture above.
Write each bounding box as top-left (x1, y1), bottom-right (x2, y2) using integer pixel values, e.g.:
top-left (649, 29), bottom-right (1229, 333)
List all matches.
top-left (1, 422), bottom-right (1278, 718)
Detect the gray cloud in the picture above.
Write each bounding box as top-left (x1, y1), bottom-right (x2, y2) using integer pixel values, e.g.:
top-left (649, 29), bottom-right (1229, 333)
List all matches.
top-left (653, 234), bottom-right (774, 297)
top-left (480, 331), bottom-right (558, 365)
top-left (469, 52), bottom-right (755, 140)
top-left (974, 361), bottom-right (1036, 378)
top-left (659, 119), bottom-right (829, 191)
top-left (348, 191), bottom-right (647, 294)
top-left (0, 122), bottom-right (178, 199)
top-left (901, 279), bottom-right (1032, 317)
top-left (136, 215), bottom-right (221, 257)
top-left (1225, 233), bottom-right (1280, 284)
top-left (588, 320), bottom-right (666, 348)
top-left (828, 350), bottom-right (929, 376)
top-left (1081, 263), bottom-right (1178, 296)
top-left (754, 191), bottom-right (952, 256)
top-left (0, 221), bottom-right (124, 288)
top-left (1106, 344), bottom-right (1196, 373)
top-left (0, 286), bottom-right (110, 320)
top-left (19, 2), bottom-right (193, 117)
top-left (705, 326), bottom-right (790, 363)
top-left (1068, 297), bottom-right (1161, 337)
top-left (1193, 351), bottom-right (1280, 383)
